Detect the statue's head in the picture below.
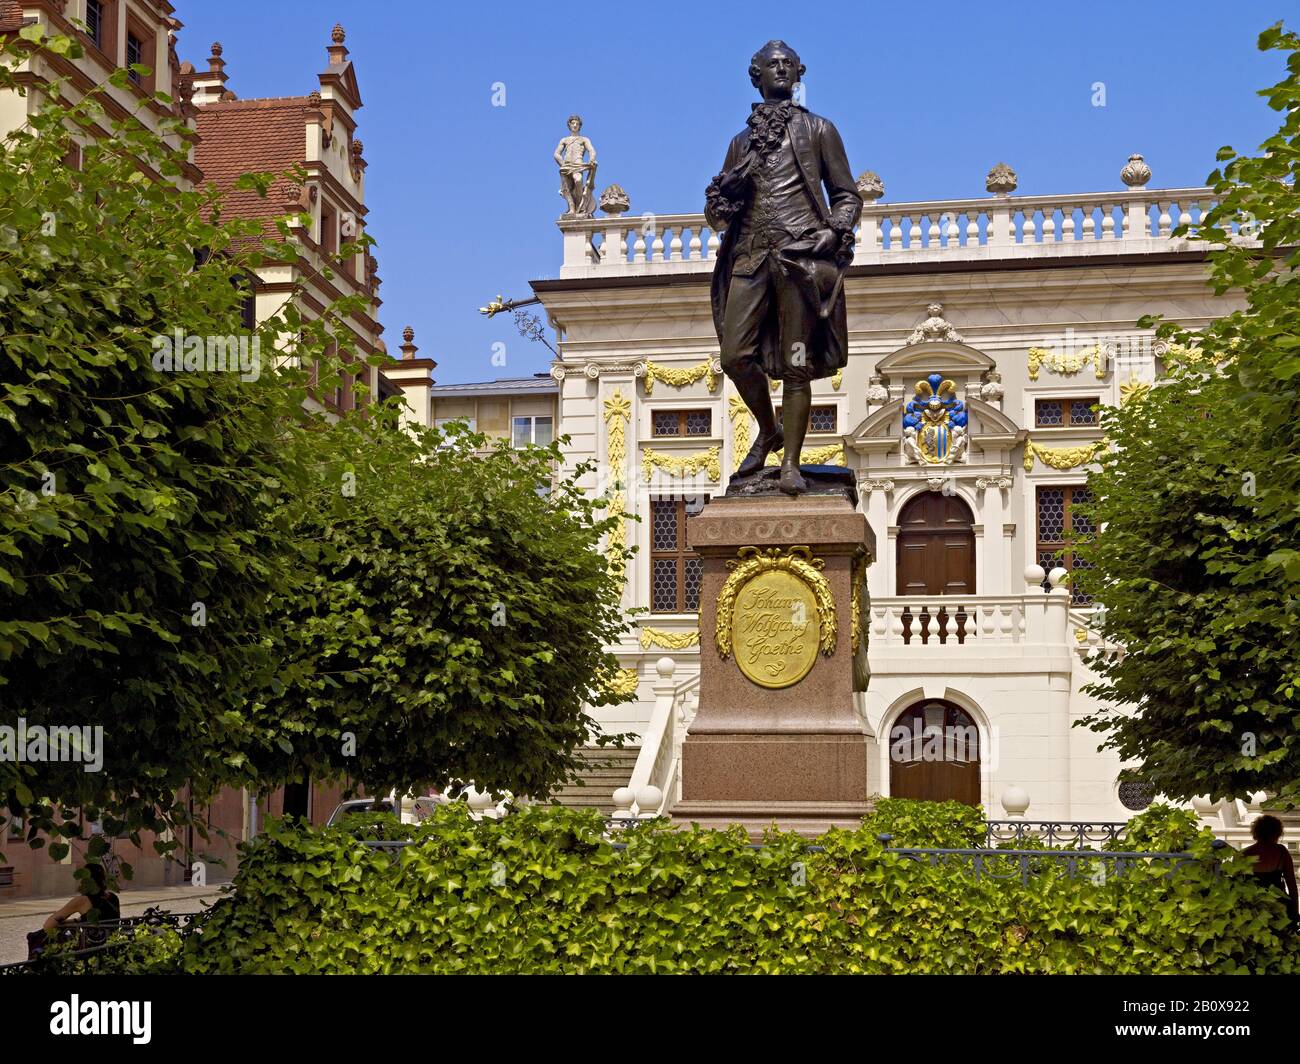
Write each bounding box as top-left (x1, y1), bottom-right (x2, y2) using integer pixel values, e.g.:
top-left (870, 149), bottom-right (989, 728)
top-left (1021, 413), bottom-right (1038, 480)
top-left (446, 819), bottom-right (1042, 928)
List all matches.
top-left (567, 114), bottom-right (583, 132)
top-left (749, 40), bottom-right (804, 99)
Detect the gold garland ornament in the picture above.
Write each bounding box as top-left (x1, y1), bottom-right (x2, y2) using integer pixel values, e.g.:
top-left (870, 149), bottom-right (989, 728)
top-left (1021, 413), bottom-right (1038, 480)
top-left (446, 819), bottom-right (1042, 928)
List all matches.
top-left (1118, 376), bottom-right (1150, 406)
top-left (1023, 438), bottom-right (1101, 472)
top-left (766, 443), bottom-right (845, 467)
top-left (642, 445), bottom-right (721, 482)
top-left (604, 667), bottom-right (639, 697)
top-left (605, 491), bottom-right (628, 585)
top-left (642, 358), bottom-right (718, 395)
top-left (603, 389), bottom-right (631, 471)
top-left (603, 389), bottom-right (632, 583)
top-left (1027, 344), bottom-right (1108, 381)
top-left (850, 551), bottom-right (867, 656)
top-left (715, 546), bottom-right (836, 660)
top-left (728, 394), bottom-right (752, 473)
top-left (640, 627), bottom-right (700, 650)
top-left (831, 368), bottom-right (843, 391)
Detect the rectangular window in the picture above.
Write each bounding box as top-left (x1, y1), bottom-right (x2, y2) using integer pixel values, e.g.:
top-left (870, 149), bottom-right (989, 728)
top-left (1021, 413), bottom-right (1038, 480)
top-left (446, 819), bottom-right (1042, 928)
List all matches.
top-left (126, 32), bottom-right (142, 81)
top-left (86, 0), bottom-right (104, 49)
top-left (650, 496), bottom-right (705, 613)
top-left (774, 404), bottom-right (837, 433)
top-left (320, 203), bottom-right (338, 256)
top-left (652, 409), bottom-right (712, 437)
top-left (1036, 398), bottom-right (1099, 428)
top-left (512, 415), bottom-right (554, 447)
top-left (1037, 485), bottom-right (1093, 604)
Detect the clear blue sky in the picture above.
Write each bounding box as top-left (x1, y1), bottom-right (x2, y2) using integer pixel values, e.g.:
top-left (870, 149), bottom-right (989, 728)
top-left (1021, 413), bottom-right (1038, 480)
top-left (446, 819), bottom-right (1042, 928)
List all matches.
top-left (178, 1), bottom-right (1292, 385)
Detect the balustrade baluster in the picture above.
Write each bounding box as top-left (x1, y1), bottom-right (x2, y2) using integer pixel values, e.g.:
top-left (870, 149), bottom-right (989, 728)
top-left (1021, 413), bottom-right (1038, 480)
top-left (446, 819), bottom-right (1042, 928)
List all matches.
top-left (1021, 208), bottom-right (1036, 244)
top-left (633, 230), bottom-right (647, 263)
top-left (688, 228), bottom-right (702, 260)
top-left (888, 217), bottom-right (902, 251)
top-left (669, 228), bottom-right (683, 261)
top-left (706, 229), bottom-right (720, 260)
top-left (1082, 208), bottom-right (1096, 240)
top-left (1062, 207), bottom-right (1076, 241)
top-left (1157, 201), bottom-right (1171, 237)
top-left (1101, 204), bottom-right (1115, 240)
top-left (908, 216), bottom-right (922, 249)
top-left (1042, 208), bottom-right (1056, 242)
top-left (651, 229), bottom-right (665, 261)
top-left (898, 606), bottom-right (912, 646)
top-left (966, 215), bottom-right (980, 246)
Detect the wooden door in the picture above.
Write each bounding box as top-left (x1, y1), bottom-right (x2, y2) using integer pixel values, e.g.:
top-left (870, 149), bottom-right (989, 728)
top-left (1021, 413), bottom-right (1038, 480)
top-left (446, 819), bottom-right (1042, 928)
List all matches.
top-left (896, 492), bottom-right (975, 596)
top-left (889, 700), bottom-right (981, 806)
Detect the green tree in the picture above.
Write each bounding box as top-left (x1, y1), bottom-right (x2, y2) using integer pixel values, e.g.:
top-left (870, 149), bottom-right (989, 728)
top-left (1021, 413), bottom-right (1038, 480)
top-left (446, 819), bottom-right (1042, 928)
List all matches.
top-left (247, 415), bottom-right (634, 804)
top-left (0, 28), bottom-right (367, 863)
top-left (1077, 23), bottom-right (1300, 808)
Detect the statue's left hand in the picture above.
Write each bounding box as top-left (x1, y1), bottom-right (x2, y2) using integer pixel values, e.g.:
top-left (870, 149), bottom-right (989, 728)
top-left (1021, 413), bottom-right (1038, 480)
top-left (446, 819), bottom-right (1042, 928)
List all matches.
top-left (809, 228), bottom-right (838, 258)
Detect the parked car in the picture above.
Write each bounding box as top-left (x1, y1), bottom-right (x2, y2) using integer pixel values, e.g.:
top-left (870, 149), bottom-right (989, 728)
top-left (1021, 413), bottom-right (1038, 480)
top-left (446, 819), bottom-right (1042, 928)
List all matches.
top-left (324, 798), bottom-right (396, 827)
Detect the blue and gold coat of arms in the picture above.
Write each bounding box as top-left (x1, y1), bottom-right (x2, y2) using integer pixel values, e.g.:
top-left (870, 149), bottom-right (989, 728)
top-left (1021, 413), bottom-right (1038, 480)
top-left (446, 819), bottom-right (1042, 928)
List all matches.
top-left (902, 373), bottom-right (970, 465)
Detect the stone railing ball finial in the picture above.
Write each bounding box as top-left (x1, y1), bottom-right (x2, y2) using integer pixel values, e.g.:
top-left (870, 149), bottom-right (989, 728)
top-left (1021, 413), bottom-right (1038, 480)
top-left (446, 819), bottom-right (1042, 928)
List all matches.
top-left (856, 170), bottom-right (884, 202)
top-left (1001, 785), bottom-right (1030, 818)
top-left (210, 41), bottom-right (222, 58)
top-left (986, 162), bottom-right (1018, 195)
top-left (332, 23), bottom-right (346, 44)
top-left (403, 326), bottom-right (415, 343)
top-left (1121, 153), bottom-right (1152, 189)
top-left (599, 184), bottom-right (630, 216)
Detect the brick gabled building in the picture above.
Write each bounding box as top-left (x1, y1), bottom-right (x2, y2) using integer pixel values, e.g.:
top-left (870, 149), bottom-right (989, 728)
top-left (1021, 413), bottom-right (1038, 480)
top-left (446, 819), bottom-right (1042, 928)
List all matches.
top-left (0, 0), bottom-right (200, 184)
top-left (186, 23), bottom-right (397, 415)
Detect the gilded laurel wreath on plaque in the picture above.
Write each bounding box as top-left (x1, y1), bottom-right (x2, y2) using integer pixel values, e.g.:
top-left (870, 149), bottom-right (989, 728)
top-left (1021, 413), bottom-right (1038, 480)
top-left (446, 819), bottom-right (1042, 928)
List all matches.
top-left (715, 546), bottom-right (836, 689)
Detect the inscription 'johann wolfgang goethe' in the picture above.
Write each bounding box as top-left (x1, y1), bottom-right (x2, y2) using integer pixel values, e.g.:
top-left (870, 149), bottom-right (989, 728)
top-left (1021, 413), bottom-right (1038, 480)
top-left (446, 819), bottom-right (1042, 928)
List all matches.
top-left (732, 570), bottom-right (819, 687)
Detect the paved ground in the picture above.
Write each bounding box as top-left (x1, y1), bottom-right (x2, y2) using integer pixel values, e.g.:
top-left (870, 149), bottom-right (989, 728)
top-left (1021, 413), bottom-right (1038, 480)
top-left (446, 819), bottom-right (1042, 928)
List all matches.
top-left (0, 883), bottom-right (229, 965)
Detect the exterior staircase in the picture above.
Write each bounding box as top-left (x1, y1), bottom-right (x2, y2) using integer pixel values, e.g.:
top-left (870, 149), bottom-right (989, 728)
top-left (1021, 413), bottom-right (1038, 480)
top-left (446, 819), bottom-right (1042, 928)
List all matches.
top-left (547, 747), bottom-right (639, 815)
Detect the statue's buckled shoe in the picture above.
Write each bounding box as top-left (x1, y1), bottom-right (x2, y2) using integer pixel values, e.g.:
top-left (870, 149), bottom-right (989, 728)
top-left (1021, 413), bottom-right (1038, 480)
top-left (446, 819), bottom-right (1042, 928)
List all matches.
top-left (778, 464), bottom-right (808, 495)
top-left (734, 429), bottom-right (784, 478)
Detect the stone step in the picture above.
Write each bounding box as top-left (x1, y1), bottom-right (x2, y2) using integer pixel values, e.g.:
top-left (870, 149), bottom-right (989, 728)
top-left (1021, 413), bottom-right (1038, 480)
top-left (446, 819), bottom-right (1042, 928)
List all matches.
top-left (547, 747), bottom-right (640, 814)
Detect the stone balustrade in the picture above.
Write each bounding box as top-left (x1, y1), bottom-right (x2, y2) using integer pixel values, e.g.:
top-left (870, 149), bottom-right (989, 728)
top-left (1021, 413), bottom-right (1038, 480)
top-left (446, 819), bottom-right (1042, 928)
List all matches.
top-left (870, 591), bottom-right (1071, 649)
top-left (558, 186), bottom-right (1250, 279)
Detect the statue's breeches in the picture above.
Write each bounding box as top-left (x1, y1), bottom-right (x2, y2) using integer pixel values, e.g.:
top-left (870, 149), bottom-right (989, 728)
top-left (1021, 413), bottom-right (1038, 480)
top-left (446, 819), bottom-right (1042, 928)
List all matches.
top-left (719, 256), bottom-right (818, 384)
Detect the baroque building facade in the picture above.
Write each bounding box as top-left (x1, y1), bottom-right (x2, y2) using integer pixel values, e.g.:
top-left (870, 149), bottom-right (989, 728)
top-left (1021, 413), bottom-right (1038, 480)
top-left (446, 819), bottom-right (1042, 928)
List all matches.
top-left (521, 158), bottom-right (1260, 826)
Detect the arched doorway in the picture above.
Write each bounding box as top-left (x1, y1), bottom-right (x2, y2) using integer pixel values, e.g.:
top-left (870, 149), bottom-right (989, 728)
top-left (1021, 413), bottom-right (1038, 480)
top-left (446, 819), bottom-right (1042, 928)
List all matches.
top-left (896, 492), bottom-right (975, 596)
top-left (888, 699), bottom-right (981, 806)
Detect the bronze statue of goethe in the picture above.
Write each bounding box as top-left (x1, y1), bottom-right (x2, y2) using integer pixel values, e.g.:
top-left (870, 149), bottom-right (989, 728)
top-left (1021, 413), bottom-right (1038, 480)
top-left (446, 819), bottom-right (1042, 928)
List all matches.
top-left (705, 41), bottom-right (861, 494)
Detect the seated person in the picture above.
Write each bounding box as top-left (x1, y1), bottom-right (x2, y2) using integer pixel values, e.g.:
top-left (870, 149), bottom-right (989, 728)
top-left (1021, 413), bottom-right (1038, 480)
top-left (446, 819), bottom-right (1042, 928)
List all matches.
top-left (1244, 814), bottom-right (1298, 928)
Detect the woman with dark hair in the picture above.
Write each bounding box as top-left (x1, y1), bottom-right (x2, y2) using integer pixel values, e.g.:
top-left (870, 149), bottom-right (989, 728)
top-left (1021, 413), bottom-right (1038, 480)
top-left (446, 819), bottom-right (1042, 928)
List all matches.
top-left (27, 863), bottom-right (121, 960)
top-left (1244, 815), bottom-right (1298, 930)
top-left (41, 863), bottom-right (120, 932)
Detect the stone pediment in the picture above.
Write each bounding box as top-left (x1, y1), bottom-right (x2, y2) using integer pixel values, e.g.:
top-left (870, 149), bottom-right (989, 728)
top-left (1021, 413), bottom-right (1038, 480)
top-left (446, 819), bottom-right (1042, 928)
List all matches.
top-left (874, 342), bottom-right (996, 379)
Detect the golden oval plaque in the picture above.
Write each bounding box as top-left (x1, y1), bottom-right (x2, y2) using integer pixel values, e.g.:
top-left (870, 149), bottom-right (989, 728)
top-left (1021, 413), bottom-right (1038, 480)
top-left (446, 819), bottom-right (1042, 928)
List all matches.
top-left (730, 568), bottom-right (820, 689)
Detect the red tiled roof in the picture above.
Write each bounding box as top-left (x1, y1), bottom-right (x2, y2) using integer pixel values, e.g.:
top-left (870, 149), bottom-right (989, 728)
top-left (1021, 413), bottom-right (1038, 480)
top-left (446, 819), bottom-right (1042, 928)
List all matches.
top-left (194, 97), bottom-right (309, 237)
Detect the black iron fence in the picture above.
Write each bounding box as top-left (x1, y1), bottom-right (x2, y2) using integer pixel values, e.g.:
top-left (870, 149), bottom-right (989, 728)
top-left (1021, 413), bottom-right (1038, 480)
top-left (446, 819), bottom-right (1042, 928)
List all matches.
top-left (984, 820), bottom-right (1129, 848)
top-left (0, 907), bottom-right (201, 976)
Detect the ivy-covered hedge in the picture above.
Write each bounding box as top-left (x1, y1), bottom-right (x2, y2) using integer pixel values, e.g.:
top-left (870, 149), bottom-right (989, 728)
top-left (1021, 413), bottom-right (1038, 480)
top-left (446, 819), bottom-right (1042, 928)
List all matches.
top-left (170, 802), bottom-right (1298, 975)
